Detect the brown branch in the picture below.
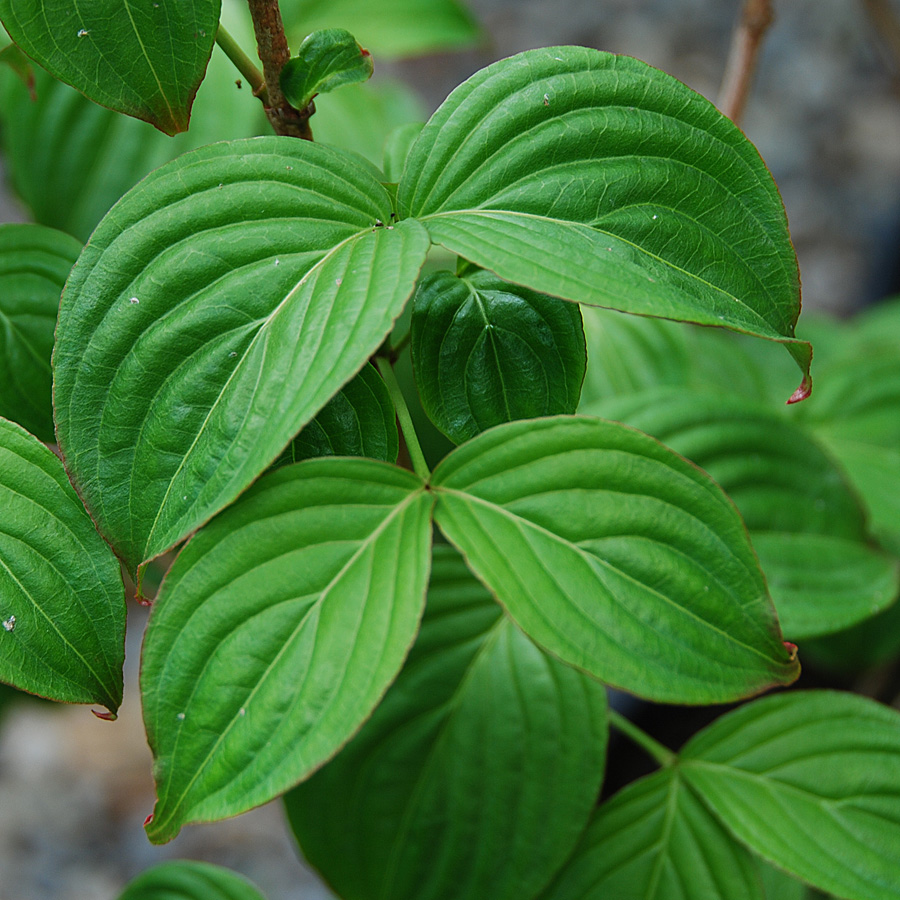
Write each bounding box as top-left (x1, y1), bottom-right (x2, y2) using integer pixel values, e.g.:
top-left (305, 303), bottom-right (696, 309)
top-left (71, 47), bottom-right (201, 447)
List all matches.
top-left (718, 0), bottom-right (775, 126)
top-left (860, 0), bottom-right (900, 86)
top-left (246, 0), bottom-right (313, 140)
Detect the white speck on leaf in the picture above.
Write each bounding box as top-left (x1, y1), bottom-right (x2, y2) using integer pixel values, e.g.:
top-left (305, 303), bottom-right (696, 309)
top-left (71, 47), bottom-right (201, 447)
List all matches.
top-left (543, 93), bottom-right (550, 106)
top-left (77, 28), bottom-right (89, 37)
top-left (2, 616), bottom-right (15, 633)
top-left (239, 708), bottom-right (246, 716)
top-left (335, 278), bottom-right (343, 286)
top-left (229, 351), bottom-right (238, 358)
top-left (274, 259), bottom-right (280, 266)
top-left (176, 712), bottom-right (185, 720)
top-left (652, 214), bottom-right (658, 220)
top-left (286, 165), bottom-right (293, 171)
top-left (129, 297), bottom-right (139, 304)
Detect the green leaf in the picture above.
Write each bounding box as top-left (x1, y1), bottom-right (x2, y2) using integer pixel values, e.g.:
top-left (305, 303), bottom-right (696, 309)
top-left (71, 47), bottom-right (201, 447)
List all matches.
top-left (410, 269), bottom-right (586, 443)
top-left (284, 545), bottom-right (607, 900)
top-left (0, 0), bottom-right (220, 134)
top-left (0, 42), bottom-right (34, 97)
top-left (537, 768), bottom-right (764, 900)
top-left (118, 860), bottom-right (267, 900)
top-left (281, 0), bottom-right (483, 59)
top-left (0, 417), bottom-right (125, 713)
top-left (399, 48), bottom-right (810, 400)
top-left (592, 389), bottom-right (899, 639)
top-left (273, 362), bottom-right (398, 465)
top-left (141, 458), bottom-right (432, 843)
top-left (680, 690), bottom-right (900, 900)
top-left (0, 224), bottom-right (81, 441)
top-left (801, 597), bottom-right (900, 672)
top-left (383, 122), bottom-right (424, 183)
top-left (281, 28), bottom-right (374, 112)
top-left (431, 416), bottom-right (799, 704)
top-left (54, 137), bottom-right (430, 576)
top-left (0, 0), bottom-right (267, 241)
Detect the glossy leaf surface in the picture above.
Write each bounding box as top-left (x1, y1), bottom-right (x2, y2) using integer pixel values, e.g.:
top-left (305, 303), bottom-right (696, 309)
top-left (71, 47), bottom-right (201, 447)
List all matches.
top-left (410, 269), bottom-right (586, 443)
top-left (681, 691), bottom-right (900, 900)
top-left (118, 860), bottom-right (267, 900)
top-left (273, 363), bottom-right (398, 465)
top-left (0, 224), bottom-right (80, 441)
top-left (141, 458), bottom-right (432, 843)
top-left (0, 418), bottom-right (124, 712)
top-left (431, 416), bottom-right (799, 704)
top-left (285, 545), bottom-right (607, 900)
top-left (538, 768), bottom-right (764, 900)
top-left (399, 48), bottom-right (810, 398)
top-left (592, 389), bottom-right (899, 639)
top-left (0, 0), bottom-right (220, 134)
top-left (280, 28), bottom-right (373, 111)
top-left (54, 137), bottom-right (429, 574)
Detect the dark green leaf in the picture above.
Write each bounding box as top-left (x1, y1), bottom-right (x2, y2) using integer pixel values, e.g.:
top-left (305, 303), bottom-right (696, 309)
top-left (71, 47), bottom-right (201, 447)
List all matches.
top-left (281, 28), bottom-right (374, 112)
top-left (399, 48), bottom-right (810, 400)
top-left (410, 269), bottom-right (586, 443)
top-left (118, 860), bottom-right (267, 900)
top-left (54, 137), bottom-right (430, 575)
top-left (0, 417), bottom-right (124, 713)
top-left (0, 224), bottom-right (81, 441)
top-left (431, 416), bottom-right (799, 704)
top-left (285, 545), bottom-right (607, 900)
top-left (801, 597), bottom-right (900, 672)
top-left (141, 458), bottom-right (432, 843)
top-left (681, 691), bottom-right (900, 900)
top-left (537, 768), bottom-right (764, 900)
top-left (0, 0), bottom-right (221, 134)
top-left (273, 362), bottom-right (398, 465)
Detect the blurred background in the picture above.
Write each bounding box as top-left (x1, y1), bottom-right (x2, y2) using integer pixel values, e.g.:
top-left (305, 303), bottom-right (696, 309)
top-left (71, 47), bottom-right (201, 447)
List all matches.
top-left (2, 1), bottom-right (900, 897)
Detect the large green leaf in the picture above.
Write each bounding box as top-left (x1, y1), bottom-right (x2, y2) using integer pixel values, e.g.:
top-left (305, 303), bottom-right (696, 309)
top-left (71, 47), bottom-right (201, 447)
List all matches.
top-left (0, 0), bottom-right (220, 134)
top-left (118, 860), bottom-right (267, 900)
top-left (681, 691), bottom-right (900, 900)
top-left (590, 389), bottom-right (899, 639)
top-left (141, 458), bottom-right (433, 843)
top-left (431, 416), bottom-right (799, 704)
top-left (410, 269), bottom-right (586, 443)
top-left (0, 224), bottom-right (81, 441)
top-left (399, 48), bottom-right (810, 400)
top-left (0, 417), bottom-right (125, 713)
top-left (54, 137), bottom-right (430, 576)
top-left (280, 0), bottom-right (483, 59)
top-left (537, 768), bottom-right (764, 900)
top-left (0, 0), bottom-right (266, 241)
top-left (285, 545), bottom-right (607, 900)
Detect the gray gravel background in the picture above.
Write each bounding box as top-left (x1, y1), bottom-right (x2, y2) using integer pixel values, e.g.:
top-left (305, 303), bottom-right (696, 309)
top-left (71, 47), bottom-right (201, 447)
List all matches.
top-left (2, 1), bottom-right (900, 898)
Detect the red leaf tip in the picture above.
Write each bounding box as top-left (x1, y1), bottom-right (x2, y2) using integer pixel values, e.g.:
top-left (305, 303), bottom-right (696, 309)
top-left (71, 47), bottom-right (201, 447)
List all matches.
top-left (91, 708), bottom-right (117, 721)
top-left (783, 641), bottom-right (798, 660)
top-left (143, 813), bottom-right (154, 827)
top-left (786, 374), bottom-right (812, 405)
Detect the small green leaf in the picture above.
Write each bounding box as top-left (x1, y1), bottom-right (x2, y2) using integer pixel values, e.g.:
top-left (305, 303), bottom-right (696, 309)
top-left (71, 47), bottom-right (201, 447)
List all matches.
top-left (273, 362), bottom-right (398, 465)
top-left (118, 860), bottom-right (267, 900)
top-left (537, 769), bottom-right (764, 900)
top-left (383, 121), bottom-right (424, 183)
top-left (54, 137), bottom-right (430, 575)
top-left (141, 458), bottom-right (432, 843)
top-left (681, 690), bottom-right (900, 900)
top-left (281, 28), bottom-right (374, 112)
top-left (411, 269), bottom-right (586, 443)
top-left (0, 224), bottom-right (81, 441)
top-left (0, 418), bottom-right (125, 713)
top-left (399, 48), bottom-right (810, 399)
top-left (0, 0), bottom-right (221, 134)
top-left (285, 545), bottom-right (607, 900)
top-left (431, 416), bottom-right (799, 704)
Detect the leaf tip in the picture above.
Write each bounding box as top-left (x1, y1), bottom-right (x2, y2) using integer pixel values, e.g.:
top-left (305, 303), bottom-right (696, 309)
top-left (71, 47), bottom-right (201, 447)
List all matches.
top-left (92, 708), bottom-right (117, 721)
top-left (786, 373), bottom-right (812, 405)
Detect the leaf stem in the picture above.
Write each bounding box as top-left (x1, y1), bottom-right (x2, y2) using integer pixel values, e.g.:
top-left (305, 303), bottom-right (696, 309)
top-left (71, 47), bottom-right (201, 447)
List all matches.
top-left (718, 0), bottom-right (774, 126)
top-left (608, 709), bottom-right (677, 768)
top-left (215, 24), bottom-right (267, 100)
top-left (376, 356), bottom-right (431, 481)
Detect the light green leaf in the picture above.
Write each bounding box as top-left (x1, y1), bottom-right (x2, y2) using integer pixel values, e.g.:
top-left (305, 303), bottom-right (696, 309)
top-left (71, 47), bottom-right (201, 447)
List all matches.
top-left (399, 48), bottom-right (810, 400)
top-left (591, 389), bottom-right (899, 639)
top-left (141, 458), bottom-right (433, 843)
top-left (410, 269), bottom-right (586, 443)
top-left (0, 0), bottom-right (267, 241)
top-left (537, 768), bottom-right (764, 900)
top-left (280, 0), bottom-right (483, 59)
top-left (285, 545), bottom-right (607, 900)
top-left (54, 137), bottom-right (430, 576)
top-left (0, 0), bottom-right (221, 134)
top-left (281, 28), bottom-right (373, 111)
top-left (383, 122), bottom-right (424, 183)
top-left (0, 224), bottom-right (81, 441)
top-left (681, 691), bottom-right (900, 900)
top-left (431, 416), bottom-right (799, 704)
top-left (273, 362), bottom-right (398, 465)
top-left (0, 417), bottom-right (124, 713)
top-left (118, 860), bottom-right (267, 900)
